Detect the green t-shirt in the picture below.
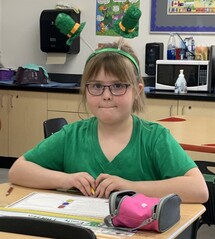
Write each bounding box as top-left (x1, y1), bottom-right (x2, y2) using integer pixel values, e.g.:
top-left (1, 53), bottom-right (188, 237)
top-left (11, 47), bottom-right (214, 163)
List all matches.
top-left (24, 115), bottom-right (196, 180)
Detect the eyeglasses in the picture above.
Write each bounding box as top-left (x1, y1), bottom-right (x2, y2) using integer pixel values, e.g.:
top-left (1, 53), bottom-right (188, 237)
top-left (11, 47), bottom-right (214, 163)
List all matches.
top-left (86, 83), bottom-right (130, 96)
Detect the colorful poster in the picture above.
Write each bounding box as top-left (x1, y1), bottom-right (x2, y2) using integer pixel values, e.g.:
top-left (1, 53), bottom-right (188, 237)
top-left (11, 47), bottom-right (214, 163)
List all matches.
top-left (96, 0), bottom-right (140, 36)
top-left (168, 0), bottom-right (215, 15)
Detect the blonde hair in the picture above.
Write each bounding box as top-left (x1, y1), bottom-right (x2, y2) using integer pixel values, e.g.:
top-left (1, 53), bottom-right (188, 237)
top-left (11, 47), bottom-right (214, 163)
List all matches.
top-left (80, 39), bottom-right (145, 114)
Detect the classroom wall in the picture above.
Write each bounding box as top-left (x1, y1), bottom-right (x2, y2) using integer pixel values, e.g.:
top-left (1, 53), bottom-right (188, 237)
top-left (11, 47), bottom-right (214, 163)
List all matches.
top-left (1, 0), bottom-right (215, 76)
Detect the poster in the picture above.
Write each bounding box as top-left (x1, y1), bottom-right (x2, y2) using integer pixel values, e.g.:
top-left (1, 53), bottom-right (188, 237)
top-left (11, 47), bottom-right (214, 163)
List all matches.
top-left (168, 0), bottom-right (215, 15)
top-left (96, 0), bottom-right (140, 36)
top-left (151, 0), bottom-right (215, 33)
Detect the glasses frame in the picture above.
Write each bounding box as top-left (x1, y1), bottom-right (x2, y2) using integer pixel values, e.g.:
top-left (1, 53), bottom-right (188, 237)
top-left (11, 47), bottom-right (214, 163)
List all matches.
top-left (86, 83), bottom-right (131, 96)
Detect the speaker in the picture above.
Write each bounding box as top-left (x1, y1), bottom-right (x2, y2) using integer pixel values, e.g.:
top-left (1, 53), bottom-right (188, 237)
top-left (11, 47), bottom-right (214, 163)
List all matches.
top-left (145, 43), bottom-right (164, 76)
top-left (40, 9), bottom-right (80, 54)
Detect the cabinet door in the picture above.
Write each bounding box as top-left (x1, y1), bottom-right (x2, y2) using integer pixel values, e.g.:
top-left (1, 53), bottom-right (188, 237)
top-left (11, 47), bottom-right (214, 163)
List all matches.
top-left (48, 93), bottom-right (86, 113)
top-left (178, 100), bottom-right (215, 116)
top-left (8, 91), bottom-right (47, 157)
top-left (48, 93), bottom-right (91, 123)
top-left (138, 98), bottom-right (178, 121)
top-left (0, 90), bottom-right (9, 156)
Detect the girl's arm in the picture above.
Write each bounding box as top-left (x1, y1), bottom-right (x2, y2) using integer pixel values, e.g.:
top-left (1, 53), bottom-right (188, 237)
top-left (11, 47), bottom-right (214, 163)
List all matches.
top-left (130, 168), bottom-right (209, 203)
top-left (95, 168), bottom-right (209, 203)
top-left (8, 156), bottom-right (95, 196)
top-left (9, 156), bottom-right (68, 189)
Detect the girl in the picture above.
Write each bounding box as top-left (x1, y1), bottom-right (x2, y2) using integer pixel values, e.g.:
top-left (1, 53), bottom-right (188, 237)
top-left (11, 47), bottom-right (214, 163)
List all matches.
top-left (9, 40), bottom-right (208, 203)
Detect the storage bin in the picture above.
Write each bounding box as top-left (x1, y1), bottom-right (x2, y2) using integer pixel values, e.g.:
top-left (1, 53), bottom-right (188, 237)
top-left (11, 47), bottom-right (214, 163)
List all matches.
top-left (0, 68), bottom-right (15, 81)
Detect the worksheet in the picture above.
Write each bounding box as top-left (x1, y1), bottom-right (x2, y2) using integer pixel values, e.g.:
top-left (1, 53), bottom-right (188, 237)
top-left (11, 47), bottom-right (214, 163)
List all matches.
top-left (7, 192), bottom-right (109, 219)
top-left (1, 192), bottom-right (134, 237)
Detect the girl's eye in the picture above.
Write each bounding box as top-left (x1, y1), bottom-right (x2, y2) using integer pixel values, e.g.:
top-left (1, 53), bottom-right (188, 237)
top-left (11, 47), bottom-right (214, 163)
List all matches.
top-left (112, 83), bottom-right (123, 89)
top-left (93, 83), bottom-right (103, 89)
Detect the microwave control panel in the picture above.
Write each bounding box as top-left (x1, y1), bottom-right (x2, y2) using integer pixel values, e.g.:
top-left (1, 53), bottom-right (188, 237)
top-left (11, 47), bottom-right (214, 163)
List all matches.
top-left (199, 65), bottom-right (208, 85)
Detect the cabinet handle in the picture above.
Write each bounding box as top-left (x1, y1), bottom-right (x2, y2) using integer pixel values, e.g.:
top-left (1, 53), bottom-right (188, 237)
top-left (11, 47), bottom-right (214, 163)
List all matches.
top-left (9, 95), bottom-right (14, 108)
top-left (181, 106), bottom-right (185, 115)
top-left (170, 105), bottom-right (173, 116)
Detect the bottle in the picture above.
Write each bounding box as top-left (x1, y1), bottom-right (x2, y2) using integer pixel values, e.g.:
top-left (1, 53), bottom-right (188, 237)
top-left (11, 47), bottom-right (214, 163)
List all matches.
top-left (167, 33), bottom-right (176, 60)
top-left (175, 69), bottom-right (187, 94)
top-left (179, 39), bottom-right (186, 60)
top-left (185, 36), bottom-right (195, 60)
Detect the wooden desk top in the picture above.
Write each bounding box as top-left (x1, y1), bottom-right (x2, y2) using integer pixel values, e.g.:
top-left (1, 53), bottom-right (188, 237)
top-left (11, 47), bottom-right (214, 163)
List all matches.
top-left (0, 183), bottom-right (205, 239)
top-left (157, 115), bottom-right (215, 153)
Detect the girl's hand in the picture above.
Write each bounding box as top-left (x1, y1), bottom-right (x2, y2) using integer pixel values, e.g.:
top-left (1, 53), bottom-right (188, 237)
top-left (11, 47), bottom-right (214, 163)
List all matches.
top-left (95, 173), bottom-right (131, 198)
top-left (64, 172), bottom-right (95, 196)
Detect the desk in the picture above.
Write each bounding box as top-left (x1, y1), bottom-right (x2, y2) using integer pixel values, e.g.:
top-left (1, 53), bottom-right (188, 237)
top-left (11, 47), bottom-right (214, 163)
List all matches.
top-left (157, 115), bottom-right (215, 154)
top-left (0, 183), bottom-right (205, 239)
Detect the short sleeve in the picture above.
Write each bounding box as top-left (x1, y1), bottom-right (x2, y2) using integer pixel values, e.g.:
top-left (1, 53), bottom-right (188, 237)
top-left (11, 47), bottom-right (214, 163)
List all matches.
top-left (24, 127), bottom-right (67, 171)
top-left (152, 127), bottom-right (197, 179)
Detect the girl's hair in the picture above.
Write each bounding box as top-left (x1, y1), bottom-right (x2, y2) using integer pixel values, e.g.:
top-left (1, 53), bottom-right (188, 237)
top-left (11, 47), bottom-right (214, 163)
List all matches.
top-left (80, 39), bottom-right (145, 114)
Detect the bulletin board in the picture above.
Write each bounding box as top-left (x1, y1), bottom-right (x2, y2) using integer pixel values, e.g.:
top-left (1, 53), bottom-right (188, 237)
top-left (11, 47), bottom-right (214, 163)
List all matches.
top-left (150, 0), bottom-right (215, 33)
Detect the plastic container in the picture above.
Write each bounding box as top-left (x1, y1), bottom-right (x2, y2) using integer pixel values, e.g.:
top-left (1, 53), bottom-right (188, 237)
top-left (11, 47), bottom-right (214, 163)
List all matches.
top-left (174, 69), bottom-right (187, 94)
top-left (184, 37), bottom-right (195, 60)
top-left (167, 33), bottom-right (176, 60)
top-left (179, 40), bottom-right (186, 60)
top-left (195, 45), bottom-right (209, 60)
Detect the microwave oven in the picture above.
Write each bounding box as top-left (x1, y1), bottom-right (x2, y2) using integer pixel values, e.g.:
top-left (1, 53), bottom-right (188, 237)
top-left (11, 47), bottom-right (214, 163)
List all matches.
top-left (155, 60), bottom-right (211, 92)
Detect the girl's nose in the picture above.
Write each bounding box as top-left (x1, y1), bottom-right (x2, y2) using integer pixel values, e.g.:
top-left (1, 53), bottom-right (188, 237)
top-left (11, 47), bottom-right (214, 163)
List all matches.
top-left (102, 87), bottom-right (113, 100)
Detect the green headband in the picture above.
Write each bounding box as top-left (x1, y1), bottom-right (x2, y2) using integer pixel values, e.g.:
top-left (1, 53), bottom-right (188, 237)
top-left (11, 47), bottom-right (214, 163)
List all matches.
top-left (86, 48), bottom-right (139, 74)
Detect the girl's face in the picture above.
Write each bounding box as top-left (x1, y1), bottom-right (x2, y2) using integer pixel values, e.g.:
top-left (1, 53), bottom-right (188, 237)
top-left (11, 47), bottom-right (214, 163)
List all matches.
top-left (86, 67), bottom-right (143, 125)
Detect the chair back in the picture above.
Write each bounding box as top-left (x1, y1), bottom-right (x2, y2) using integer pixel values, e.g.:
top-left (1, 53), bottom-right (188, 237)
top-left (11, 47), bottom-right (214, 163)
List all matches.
top-left (195, 160), bottom-right (215, 226)
top-left (43, 117), bottom-right (68, 138)
top-left (0, 216), bottom-right (97, 239)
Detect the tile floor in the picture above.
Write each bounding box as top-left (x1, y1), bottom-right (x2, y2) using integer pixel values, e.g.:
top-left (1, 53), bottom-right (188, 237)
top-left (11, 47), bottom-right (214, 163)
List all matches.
top-left (0, 168), bottom-right (214, 238)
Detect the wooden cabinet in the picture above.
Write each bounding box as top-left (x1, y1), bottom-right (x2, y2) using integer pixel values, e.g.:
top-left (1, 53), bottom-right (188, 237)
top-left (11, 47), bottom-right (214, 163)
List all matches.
top-left (178, 100), bottom-right (215, 117)
top-left (138, 98), bottom-right (178, 121)
top-left (47, 93), bottom-right (91, 123)
top-left (141, 98), bottom-right (215, 120)
top-left (0, 90), bottom-right (47, 157)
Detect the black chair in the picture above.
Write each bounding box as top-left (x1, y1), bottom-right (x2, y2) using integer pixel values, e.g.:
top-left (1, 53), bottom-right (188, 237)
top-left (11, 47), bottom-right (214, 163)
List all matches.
top-left (0, 216), bottom-right (97, 239)
top-left (195, 160), bottom-right (215, 227)
top-left (43, 118), bottom-right (68, 138)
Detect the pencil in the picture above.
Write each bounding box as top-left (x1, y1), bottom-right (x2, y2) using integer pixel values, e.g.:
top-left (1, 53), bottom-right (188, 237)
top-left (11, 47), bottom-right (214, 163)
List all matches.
top-left (91, 187), bottom-right (95, 195)
top-left (6, 186), bottom-right (14, 196)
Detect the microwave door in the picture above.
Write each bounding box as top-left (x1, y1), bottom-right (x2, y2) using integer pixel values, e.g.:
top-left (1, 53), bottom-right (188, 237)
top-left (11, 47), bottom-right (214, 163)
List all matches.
top-left (156, 61), bottom-right (209, 92)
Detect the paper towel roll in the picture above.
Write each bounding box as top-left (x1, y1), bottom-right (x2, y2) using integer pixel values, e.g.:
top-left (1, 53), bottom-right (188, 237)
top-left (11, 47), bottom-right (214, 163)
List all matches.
top-left (46, 53), bottom-right (67, 64)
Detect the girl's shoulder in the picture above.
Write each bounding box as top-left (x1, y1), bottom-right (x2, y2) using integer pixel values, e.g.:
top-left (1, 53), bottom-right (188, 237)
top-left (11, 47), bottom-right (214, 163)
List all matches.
top-left (133, 115), bottom-right (167, 132)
